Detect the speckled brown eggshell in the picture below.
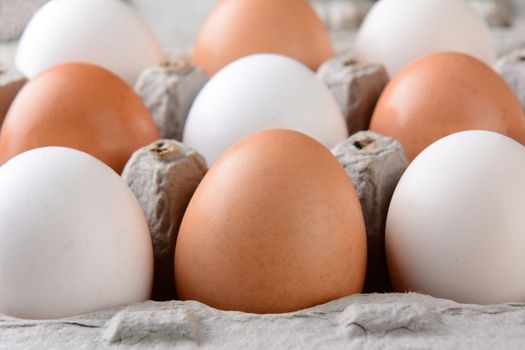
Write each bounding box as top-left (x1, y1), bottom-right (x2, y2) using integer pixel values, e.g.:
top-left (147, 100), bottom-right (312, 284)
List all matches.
top-left (174, 129), bottom-right (367, 314)
top-left (370, 52), bottom-right (525, 160)
top-left (0, 62), bottom-right (159, 173)
top-left (191, 0), bottom-right (334, 76)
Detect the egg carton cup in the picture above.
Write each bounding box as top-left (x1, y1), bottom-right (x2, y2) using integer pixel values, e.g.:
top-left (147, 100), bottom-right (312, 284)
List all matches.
top-left (495, 47), bottom-right (525, 108)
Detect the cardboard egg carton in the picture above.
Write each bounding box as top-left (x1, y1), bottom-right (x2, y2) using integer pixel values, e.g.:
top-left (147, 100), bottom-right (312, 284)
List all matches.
top-left (2, 1), bottom-right (525, 349)
top-left (0, 0), bottom-right (47, 42)
top-left (2, 61), bottom-right (525, 350)
top-left (2, 293), bottom-right (524, 349)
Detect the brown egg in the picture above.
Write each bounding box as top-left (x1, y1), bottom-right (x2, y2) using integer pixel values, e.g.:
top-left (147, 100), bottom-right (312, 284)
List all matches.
top-left (0, 63), bottom-right (159, 173)
top-left (370, 52), bottom-right (525, 160)
top-left (174, 129), bottom-right (367, 314)
top-left (191, 0), bottom-right (334, 76)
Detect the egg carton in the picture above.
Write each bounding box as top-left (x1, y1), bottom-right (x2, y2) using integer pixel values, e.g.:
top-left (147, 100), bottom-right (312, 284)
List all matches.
top-left (2, 2), bottom-right (525, 349)
top-left (2, 293), bottom-right (525, 349)
top-left (0, 0), bottom-right (47, 42)
top-left (2, 54), bottom-right (525, 349)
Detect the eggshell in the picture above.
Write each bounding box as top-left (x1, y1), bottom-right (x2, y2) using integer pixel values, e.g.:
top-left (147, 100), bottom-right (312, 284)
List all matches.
top-left (386, 130), bottom-right (525, 305)
top-left (0, 147), bottom-right (154, 319)
top-left (369, 52), bottom-right (525, 161)
top-left (15, 0), bottom-right (165, 85)
top-left (354, 0), bottom-right (495, 77)
top-left (183, 54), bottom-right (348, 165)
top-left (175, 129), bottom-right (367, 314)
top-left (191, 0), bottom-right (334, 76)
top-left (0, 62), bottom-right (160, 173)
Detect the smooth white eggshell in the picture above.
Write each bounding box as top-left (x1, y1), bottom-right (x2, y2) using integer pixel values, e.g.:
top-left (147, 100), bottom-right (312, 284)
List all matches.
top-left (183, 54), bottom-right (348, 164)
top-left (354, 0), bottom-right (495, 77)
top-left (0, 147), bottom-right (154, 319)
top-left (386, 130), bottom-right (525, 304)
top-left (15, 0), bottom-right (165, 85)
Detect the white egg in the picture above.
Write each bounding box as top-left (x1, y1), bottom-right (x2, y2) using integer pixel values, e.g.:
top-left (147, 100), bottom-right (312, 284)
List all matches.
top-left (354, 0), bottom-right (495, 77)
top-left (183, 54), bottom-right (348, 164)
top-left (0, 147), bottom-right (153, 319)
top-left (386, 130), bottom-right (525, 304)
top-left (15, 0), bottom-right (165, 85)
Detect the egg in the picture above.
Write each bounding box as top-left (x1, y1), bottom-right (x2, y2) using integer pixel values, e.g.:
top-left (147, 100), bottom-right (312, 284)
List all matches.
top-left (386, 130), bottom-right (525, 304)
top-left (0, 62), bottom-right (160, 173)
top-left (191, 0), bottom-right (334, 76)
top-left (0, 147), bottom-right (153, 319)
top-left (354, 0), bottom-right (494, 77)
top-left (15, 0), bottom-right (165, 85)
top-left (369, 52), bottom-right (525, 161)
top-left (175, 129), bottom-right (367, 314)
top-left (183, 54), bottom-right (348, 165)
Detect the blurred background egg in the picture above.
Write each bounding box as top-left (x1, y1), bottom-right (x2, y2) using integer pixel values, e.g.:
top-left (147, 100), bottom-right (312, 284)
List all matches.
top-left (0, 62), bottom-right (160, 173)
top-left (386, 130), bottom-right (525, 305)
top-left (369, 52), bottom-right (525, 161)
top-left (191, 0), bottom-right (334, 76)
top-left (354, 0), bottom-right (495, 77)
top-left (183, 54), bottom-right (348, 165)
top-left (15, 0), bottom-right (165, 85)
top-left (175, 129), bottom-right (367, 314)
top-left (0, 147), bottom-right (153, 319)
